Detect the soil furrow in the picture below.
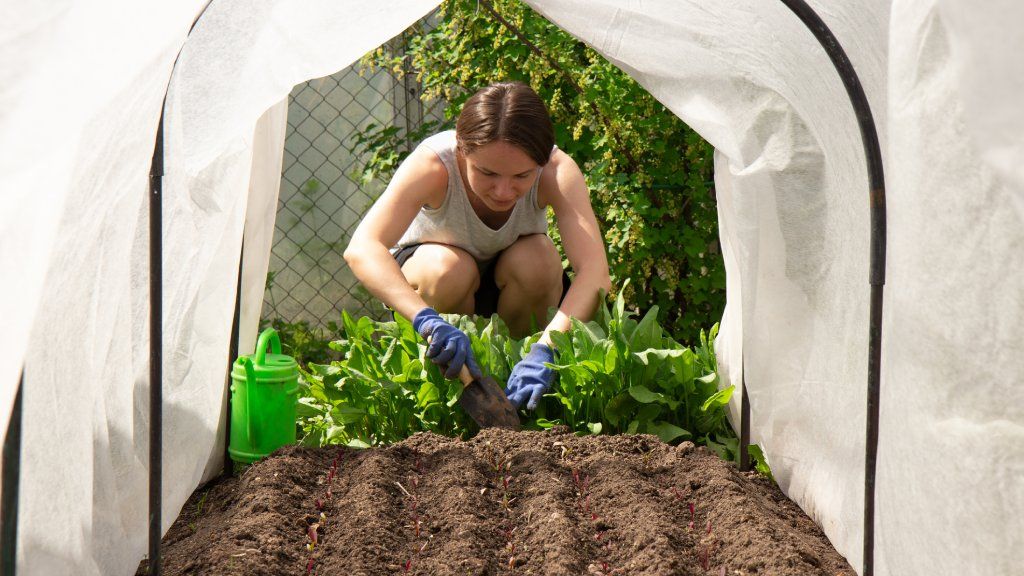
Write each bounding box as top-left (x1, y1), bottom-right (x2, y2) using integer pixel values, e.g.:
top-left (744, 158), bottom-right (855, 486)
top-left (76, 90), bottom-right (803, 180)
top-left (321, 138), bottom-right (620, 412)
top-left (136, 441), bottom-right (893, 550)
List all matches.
top-left (167, 448), bottom-right (332, 575)
top-left (657, 446), bottom-right (852, 576)
top-left (501, 445), bottom-right (600, 575)
top-left (406, 445), bottom-right (503, 575)
top-left (315, 447), bottom-right (413, 575)
top-left (582, 452), bottom-right (701, 575)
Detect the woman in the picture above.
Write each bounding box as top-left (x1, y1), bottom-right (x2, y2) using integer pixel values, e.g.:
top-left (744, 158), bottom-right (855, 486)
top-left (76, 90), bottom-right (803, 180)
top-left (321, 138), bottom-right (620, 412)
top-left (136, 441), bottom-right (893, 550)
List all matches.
top-left (344, 81), bottom-right (610, 411)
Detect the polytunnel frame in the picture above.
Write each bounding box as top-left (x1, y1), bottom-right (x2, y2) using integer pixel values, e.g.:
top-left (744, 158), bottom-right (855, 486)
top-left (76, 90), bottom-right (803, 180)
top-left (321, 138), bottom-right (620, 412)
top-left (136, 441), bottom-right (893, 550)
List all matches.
top-left (0, 1), bottom-right (886, 575)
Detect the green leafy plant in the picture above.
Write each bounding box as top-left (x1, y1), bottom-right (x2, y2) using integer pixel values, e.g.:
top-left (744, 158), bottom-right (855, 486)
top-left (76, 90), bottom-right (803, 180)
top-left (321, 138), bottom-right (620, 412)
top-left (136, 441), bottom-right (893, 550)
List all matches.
top-left (298, 283), bottom-right (737, 449)
top-left (531, 282), bottom-right (733, 446)
top-left (296, 311), bottom-right (495, 448)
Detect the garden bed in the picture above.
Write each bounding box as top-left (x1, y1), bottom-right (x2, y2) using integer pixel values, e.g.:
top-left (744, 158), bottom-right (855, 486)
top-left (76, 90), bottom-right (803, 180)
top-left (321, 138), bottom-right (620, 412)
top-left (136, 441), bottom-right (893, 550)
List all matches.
top-left (143, 428), bottom-right (854, 575)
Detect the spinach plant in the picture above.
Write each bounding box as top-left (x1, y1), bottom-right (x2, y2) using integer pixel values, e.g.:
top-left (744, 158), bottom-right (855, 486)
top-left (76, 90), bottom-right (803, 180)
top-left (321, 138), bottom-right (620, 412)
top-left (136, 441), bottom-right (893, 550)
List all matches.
top-left (536, 282), bottom-right (733, 445)
top-left (296, 285), bottom-right (764, 474)
top-left (296, 311), bottom-right (520, 447)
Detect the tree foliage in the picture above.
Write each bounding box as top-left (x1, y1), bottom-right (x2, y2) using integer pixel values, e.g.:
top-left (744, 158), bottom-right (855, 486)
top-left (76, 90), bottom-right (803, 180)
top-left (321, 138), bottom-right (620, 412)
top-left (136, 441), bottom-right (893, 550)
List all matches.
top-left (354, 0), bottom-right (725, 344)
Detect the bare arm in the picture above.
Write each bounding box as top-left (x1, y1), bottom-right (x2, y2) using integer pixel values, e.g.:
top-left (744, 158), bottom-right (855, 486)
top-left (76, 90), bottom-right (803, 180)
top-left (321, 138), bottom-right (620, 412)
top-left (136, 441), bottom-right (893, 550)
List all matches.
top-left (537, 149), bottom-right (612, 347)
top-left (343, 146), bottom-right (447, 321)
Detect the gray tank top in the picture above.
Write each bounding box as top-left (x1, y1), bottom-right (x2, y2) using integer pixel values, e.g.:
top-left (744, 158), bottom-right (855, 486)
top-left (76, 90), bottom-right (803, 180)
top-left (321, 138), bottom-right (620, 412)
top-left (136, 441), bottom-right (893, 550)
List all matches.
top-left (393, 130), bottom-right (549, 262)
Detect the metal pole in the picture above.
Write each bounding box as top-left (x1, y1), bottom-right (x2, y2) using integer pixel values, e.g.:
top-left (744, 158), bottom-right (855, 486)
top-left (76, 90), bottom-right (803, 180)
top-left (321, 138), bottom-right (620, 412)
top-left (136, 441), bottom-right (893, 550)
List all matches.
top-left (777, 2), bottom-right (887, 575)
top-left (739, 364), bottom-right (751, 472)
top-left (148, 108), bottom-right (165, 576)
top-left (225, 240), bottom-right (244, 477)
top-left (1, 373), bottom-right (24, 576)
top-left (143, 5), bottom-right (216, 571)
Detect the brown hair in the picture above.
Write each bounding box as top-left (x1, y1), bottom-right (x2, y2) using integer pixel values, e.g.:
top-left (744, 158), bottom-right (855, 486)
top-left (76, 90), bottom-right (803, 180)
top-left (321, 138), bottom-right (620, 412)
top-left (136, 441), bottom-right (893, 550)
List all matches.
top-left (455, 81), bottom-right (555, 166)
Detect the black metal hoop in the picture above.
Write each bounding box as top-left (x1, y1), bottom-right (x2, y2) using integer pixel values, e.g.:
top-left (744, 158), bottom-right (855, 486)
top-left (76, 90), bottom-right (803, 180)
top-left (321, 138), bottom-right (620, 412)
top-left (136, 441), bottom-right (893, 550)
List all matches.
top-left (772, 3), bottom-right (886, 575)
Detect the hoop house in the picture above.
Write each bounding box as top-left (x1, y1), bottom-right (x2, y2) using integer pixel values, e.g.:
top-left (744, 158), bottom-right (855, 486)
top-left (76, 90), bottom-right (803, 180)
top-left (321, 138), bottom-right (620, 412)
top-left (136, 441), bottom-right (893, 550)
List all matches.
top-left (1, 1), bottom-right (1021, 575)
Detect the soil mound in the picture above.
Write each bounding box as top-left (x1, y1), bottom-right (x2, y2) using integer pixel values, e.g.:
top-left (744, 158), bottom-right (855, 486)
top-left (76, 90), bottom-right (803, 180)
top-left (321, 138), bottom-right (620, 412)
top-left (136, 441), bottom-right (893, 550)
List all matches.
top-left (143, 428), bottom-right (854, 575)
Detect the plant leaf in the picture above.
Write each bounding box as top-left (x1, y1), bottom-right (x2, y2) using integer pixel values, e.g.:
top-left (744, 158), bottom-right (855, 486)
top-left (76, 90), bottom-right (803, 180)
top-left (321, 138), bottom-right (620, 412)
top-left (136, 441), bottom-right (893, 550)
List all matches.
top-left (329, 405), bottom-right (366, 424)
top-left (603, 391), bottom-right (636, 423)
top-left (700, 385), bottom-right (734, 412)
top-left (647, 421), bottom-right (691, 443)
top-left (628, 385), bottom-right (665, 404)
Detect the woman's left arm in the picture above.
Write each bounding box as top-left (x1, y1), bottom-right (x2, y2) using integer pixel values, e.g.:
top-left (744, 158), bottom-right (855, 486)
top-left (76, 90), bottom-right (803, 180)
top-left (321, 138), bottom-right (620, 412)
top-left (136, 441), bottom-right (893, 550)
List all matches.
top-left (537, 149), bottom-right (612, 347)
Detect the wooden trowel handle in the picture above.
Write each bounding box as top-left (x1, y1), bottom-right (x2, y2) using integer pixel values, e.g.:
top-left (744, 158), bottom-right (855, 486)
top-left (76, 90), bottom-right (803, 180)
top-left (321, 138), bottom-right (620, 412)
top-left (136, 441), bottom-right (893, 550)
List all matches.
top-left (426, 334), bottom-right (478, 387)
top-left (457, 364), bottom-right (476, 387)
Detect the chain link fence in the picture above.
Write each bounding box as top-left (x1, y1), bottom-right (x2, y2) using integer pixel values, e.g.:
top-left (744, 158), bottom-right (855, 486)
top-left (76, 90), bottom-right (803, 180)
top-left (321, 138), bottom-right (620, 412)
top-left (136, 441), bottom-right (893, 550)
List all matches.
top-left (261, 27), bottom-right (443, 328)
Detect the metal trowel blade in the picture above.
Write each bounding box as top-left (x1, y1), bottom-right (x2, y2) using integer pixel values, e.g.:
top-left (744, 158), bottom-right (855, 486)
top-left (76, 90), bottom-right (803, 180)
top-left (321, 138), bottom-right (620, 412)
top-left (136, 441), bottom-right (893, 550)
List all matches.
top-left (458, 376), bottom-right (521, 430)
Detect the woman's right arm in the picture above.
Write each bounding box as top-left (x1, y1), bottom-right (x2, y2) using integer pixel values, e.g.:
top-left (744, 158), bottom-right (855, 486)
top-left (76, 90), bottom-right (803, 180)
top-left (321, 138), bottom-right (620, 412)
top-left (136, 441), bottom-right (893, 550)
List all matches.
top-left (343, 146), bottom-right (447, 321)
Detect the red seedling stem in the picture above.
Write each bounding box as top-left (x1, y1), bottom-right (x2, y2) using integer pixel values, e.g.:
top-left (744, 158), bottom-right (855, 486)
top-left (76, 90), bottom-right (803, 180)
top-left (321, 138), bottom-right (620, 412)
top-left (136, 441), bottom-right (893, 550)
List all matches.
top-left (303, 449), bottom-right (346, 574)
top-left (569, 466), bottom-right (614, 574)
top-left (492, 456), bottom-right (520, 571)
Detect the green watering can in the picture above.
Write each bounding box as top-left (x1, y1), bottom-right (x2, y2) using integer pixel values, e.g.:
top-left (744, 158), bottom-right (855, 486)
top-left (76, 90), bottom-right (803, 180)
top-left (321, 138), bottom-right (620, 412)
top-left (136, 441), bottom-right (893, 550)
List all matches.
top-left (228, 328), bottom-right (300, 466)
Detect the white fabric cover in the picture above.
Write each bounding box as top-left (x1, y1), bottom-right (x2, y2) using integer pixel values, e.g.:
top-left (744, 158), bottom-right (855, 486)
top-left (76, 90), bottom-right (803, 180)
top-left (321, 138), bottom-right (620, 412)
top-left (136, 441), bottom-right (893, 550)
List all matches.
top-left (878, 1), bottom-right (1024, 574)
top-left (1, 3), bottom-right (210, 572)
top-left (526, 0), bottom-right (1022, 574)
top-left (524, 1), bottom-right (887, 569)
top-left (2, 0), bottom-right (1021, 574)
top-left (2, 1), bottom-right (439, 574)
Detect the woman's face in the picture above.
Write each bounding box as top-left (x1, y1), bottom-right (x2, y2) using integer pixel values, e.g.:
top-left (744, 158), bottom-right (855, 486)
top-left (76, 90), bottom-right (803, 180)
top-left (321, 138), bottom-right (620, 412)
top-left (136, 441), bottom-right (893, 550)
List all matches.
top-left (462, 141), bottom-right (540, 212)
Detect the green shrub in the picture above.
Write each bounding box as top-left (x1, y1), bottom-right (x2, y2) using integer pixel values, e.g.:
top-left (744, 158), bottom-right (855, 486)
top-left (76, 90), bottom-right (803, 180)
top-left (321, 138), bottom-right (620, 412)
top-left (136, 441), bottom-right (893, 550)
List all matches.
top-left (259, 318), bottom-right (343, 366)
top-left (352, 0), bottom-right (725, 344)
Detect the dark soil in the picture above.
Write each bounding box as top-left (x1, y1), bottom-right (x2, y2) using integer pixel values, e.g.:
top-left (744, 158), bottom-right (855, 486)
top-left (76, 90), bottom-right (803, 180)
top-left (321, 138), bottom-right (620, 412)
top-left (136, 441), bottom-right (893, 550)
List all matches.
top-left (141, 428), bottom-right (854, 575)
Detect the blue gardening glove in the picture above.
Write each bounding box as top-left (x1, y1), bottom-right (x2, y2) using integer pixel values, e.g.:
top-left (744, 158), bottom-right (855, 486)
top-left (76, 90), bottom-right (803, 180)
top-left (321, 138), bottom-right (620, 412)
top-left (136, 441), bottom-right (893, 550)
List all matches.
top-left (504, 343), bottom-right (555, 411)
top-left (412, 307), bottom-right (482, 380)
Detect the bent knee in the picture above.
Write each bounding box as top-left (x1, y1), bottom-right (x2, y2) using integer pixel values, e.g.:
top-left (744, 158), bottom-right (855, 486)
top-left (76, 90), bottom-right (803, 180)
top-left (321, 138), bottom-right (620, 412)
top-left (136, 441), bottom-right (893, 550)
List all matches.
top-left (495, 234), bottom-right (562, 292)
top-left (403, 244), bottom-right (480, 296)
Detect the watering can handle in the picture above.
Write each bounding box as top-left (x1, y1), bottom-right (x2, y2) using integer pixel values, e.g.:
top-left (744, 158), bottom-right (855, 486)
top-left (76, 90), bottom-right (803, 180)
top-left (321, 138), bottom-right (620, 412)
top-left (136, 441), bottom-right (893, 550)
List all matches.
top-left (242, 357), bottom-right (256, 446)
top-left (254, 328), bottom-right (282, 366)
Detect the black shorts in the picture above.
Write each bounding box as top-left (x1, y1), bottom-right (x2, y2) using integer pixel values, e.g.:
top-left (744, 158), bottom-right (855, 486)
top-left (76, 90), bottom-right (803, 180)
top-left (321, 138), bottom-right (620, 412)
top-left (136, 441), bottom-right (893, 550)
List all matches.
top-left (393, 243), bottom-right (571, 317)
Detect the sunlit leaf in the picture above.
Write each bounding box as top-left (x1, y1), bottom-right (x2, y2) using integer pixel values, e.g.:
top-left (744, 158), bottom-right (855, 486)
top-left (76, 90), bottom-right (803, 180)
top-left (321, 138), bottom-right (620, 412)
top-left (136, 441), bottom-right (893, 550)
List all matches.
top-left (647, 421), bottom-right (690, 443)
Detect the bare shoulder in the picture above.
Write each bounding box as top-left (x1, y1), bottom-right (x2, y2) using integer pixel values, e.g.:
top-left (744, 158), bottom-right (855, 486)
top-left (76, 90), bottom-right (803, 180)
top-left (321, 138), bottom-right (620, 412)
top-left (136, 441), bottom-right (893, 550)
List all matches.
top-left (391, 145), bottom-right (449, 209)
top-left (538, 148), bottom-right (586, 208)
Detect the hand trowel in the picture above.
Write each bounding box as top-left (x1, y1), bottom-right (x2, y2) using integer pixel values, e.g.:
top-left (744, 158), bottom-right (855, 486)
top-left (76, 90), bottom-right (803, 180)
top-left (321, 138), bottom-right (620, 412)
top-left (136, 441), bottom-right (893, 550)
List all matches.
top-left (452, 364), bottom-right (521, 430)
